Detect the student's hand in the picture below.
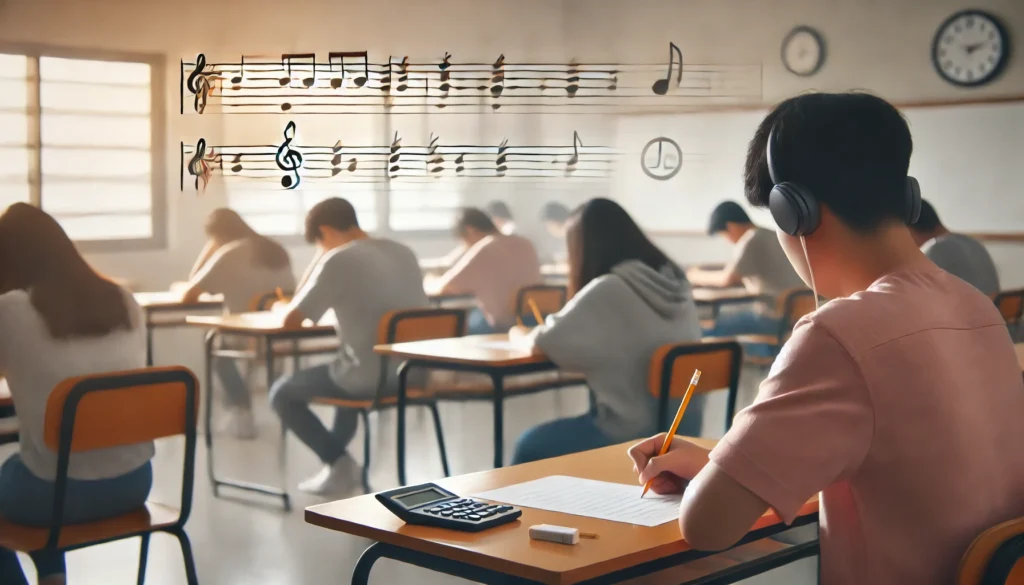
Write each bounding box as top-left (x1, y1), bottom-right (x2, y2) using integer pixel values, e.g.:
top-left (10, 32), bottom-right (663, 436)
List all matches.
top-left (508, 325), bottom-right (533, 339)
top-left (628, 433), bottom-right (711, 495)
top-left (270, 300), bottom-right (290, 312)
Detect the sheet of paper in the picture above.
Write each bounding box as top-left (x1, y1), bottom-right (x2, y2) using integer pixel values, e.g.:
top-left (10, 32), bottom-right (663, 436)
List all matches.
top-left (472, 339), bottom-right (522, 350)
top-left (473, 475), bottom-right (682, 527)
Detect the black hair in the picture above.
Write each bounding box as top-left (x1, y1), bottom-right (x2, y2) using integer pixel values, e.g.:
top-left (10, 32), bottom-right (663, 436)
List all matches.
top-left (744, 92), bottom-right (913, 233)
top-left (707, 201), bottom-right (752, 235)
top-left (541, 202), bottom-right (571, 224)
top-left (485, 201), bottom-right (512, 220)
top-left (455, 207), bottom-right (499, 236)
top-left (206, 208), bottom-right (290, 270)
top-left (911, 199), bottom-right (942, 232)
top-left (567, 198), bottom-right (672, 296)
top-left (304, 197), bottom-right (360, 243)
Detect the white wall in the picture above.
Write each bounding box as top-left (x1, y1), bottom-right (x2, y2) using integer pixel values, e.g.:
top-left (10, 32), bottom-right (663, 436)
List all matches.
top-left (0, 0), bottom-right (1020, 287)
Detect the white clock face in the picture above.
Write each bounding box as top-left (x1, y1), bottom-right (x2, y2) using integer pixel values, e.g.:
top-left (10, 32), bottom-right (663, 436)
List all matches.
top-left (782, 27), bottom-right (824, 77)
top-left (933, 11), bottom-right (1008, 86)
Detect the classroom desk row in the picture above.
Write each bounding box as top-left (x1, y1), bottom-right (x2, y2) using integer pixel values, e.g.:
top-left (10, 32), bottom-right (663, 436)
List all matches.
top-left (306, 439), bottom-right (821, 585)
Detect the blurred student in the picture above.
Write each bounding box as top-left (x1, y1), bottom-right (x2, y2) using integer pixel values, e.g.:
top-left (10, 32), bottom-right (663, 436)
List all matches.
top-left (486, 200), bottom-right (516, 235)
top-left (0, 204), bottom-right (152, 585)
top-left (434, 208), bottom-right (541, 334)
top-left (540, 201), bottom-right (572, 264)
top-left (629, 93), bottom-right (1024, 584)
top-left (272, 198), bottom-right (427, 495)
top-left (510, 198), bottom-right (702, 464)
top-left (909, 199), bottom-right (1000, 296)
top-left (181, 209), bottom-right (296, 439)
top-left (687, 201), bottom-right (803, 348)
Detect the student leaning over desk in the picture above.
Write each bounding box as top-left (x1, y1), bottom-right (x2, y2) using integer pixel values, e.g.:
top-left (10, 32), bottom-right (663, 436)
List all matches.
top-left (509, 198), bottom-right (703, 464)
top-left (629, 92), bottom-right (1024, 585)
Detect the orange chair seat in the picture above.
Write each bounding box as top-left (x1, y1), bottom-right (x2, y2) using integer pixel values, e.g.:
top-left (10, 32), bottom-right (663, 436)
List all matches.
top-left (312, 388), bottom-right (436, 409)
top-left (0, 501), bottom-right (180, 552)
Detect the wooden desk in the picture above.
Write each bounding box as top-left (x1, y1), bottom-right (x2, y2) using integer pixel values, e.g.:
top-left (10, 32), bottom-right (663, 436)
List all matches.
top-left (185, 312), bottom-right (337, 510)
top-left (306, 440), bottom-right (819, 585)
top-left (692, 287), bottom-right (767, 319)
top-left (134, 291), bottom-right (224, 366)
top-left (376, 334), bottom-right (558, 483)
top-left (540, 263), bottom-right (569, 285)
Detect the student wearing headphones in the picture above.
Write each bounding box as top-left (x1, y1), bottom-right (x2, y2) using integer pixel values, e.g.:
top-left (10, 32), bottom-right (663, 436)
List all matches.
top-left (628, 93), bottom-right (1024, 584)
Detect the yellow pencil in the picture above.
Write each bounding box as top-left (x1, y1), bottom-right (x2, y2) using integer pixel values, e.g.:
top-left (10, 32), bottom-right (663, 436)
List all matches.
top-left (275, 287), bottom-right (286, 302)
top-left (641, 369), bottom-right (701, 498)
top-left (527, 298), bottom-right (544, 326)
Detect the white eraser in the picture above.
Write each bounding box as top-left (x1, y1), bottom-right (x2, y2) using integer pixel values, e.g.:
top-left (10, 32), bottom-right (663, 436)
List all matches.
top-left (529, 524), bottom-right (580, 545)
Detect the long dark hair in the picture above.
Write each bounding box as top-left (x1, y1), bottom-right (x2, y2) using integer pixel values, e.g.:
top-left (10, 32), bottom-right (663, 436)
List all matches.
top-left (0, 203), bottom-right (132, 338)
top-left (567, 198), bottom-right (672, 297)
top-left (205, 208), bottom-right (290, 270)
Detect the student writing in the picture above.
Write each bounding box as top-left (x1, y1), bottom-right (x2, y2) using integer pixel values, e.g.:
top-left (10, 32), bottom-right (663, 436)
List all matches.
top-left (0, 205), bottom-right (152, 585)
top-left (629, 93), bottom-right (1024, 585)
top-left (510, 198), bottom-right (702, 464)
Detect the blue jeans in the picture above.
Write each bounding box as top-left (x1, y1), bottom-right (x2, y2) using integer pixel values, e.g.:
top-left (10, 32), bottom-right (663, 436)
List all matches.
top-left (269, 364), bottom-right (359, 465)
top-left (0, 454), bottom-right (152, 583)
top-left (703, 309), bottom-right (781, 359)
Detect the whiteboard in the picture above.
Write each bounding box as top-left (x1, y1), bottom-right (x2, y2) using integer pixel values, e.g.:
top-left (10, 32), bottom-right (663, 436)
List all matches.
top-left (614, 102), bottom-right (1024, 232)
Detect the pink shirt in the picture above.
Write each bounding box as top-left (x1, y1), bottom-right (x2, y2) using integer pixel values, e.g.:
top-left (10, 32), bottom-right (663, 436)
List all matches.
top-left (710, 263), bottom-right (1024, 585)
top-left (437, 234), bottom-right (541, 328)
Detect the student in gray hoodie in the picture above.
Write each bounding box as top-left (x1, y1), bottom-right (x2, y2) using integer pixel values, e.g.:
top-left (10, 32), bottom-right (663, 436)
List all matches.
top-left (510, 198), bottom-right (704, 464)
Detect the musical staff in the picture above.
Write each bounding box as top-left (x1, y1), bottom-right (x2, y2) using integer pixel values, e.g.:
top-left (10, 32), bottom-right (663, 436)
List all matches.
top-left (181, 122), bottom-right (626, 191)
top-left (179, 44), bottom-right (762, 115)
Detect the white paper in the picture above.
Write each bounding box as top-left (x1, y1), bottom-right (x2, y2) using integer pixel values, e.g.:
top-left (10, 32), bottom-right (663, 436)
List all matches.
top-left (473, 476), bottom-right (682, 527)
top-left (472, 340), bottom-right (522, 350)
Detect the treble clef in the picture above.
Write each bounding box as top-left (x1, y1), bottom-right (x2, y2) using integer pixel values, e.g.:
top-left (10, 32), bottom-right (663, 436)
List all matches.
top-left (187, 138), bottom-right (210, 191)
top-left (275, 121), bottom-right (303, 189)
top-left (186, 53), bottom-right (211, 114)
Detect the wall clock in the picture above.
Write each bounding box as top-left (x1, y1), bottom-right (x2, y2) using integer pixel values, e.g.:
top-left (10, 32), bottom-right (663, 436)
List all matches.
top-left (932, 9), bottom-right (1009, 87)
top-left (781, 25), bottom-right (826, 77)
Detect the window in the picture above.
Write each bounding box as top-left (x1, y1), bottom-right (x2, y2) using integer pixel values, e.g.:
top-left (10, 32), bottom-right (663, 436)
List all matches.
top-left (0, 47), bottom-right (163, 247)
top-left (227, 183), bottom-right (378, 237)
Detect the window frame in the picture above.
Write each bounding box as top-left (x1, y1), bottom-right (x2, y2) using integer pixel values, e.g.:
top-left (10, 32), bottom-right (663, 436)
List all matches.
top-left (0, 42), bottom-right (166, 252)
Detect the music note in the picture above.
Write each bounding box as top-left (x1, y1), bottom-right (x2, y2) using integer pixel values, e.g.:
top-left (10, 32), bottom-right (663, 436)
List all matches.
top-left (652, 42), bottom-right (682, 96)
top-left (455, 153), bottom-right (465, 175)
top-left (230, 153), bottom-right (243, 173)
top-left (427, 133), bottom-right (444, 174)
top-left (186, 54), bottom-right (212, 114)
top-left (380, 57), bottom-right (393, 94)
top-left (395, 56), bottom-right (410, 92)
top-left (495, 138), bottom-right (509, 176)
top-left (490, 54), bottom-right (505, 110)
top-left (388, 132), bottom-right (401, 178)
top-left (566, 131), bottom-right (582, 175)
top-left (566, 60), bottom-right (580, 97)
top-left (328, 51), bottom-right (369, 89)
top-left (275, 121), bottom-right (303, 189)
top-left (229, 56), bottom-right (246, 89)
top-left (436, 52), bottom-right (452, 109)
top-left (187, 138), bottom-right (209, 190)
top-left (280, 53), bottom-right (316, 88)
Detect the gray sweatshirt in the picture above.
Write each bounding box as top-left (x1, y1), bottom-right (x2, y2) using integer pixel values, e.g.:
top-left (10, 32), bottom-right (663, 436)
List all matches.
top-left (532, 260), bottom-right (702, 440)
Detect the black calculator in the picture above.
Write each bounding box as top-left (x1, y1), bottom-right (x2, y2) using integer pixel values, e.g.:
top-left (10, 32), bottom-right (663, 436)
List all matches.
top-left (375, 483), bottom-right (522, 532)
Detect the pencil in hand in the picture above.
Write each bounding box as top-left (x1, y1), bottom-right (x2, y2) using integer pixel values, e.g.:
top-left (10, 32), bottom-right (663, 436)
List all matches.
top-left (641, 369), bottom-right (701, 498)
top-left (527, 298), bottom-right (544, 326)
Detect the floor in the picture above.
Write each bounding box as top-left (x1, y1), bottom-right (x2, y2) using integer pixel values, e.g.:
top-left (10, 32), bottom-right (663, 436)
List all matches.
top-left (7, 363), bottom-right (817, 585)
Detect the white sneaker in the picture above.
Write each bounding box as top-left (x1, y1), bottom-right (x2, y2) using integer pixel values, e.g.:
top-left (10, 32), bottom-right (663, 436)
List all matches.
top-left (297, 456), bottom-right (361, 496)
top-left (219, 408), bottom-right (257, 440)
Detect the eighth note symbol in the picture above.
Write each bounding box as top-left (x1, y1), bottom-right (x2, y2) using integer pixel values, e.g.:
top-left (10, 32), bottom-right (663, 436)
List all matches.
top-left (275, 121), bottom-right (303, 189)
top-left (651, 42), bottom-right (682, 96)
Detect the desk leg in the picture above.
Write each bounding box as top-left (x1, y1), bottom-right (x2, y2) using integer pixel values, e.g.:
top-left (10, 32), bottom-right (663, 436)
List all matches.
top-left (145, 318), bottom-right (155, 367)
top-left (352, 542), bottom-right (541, 585)
top-left (490, 372), bottom-right (505, 469)
top-left (267, 336), bottom-right (292, 511)
top-left (203, 330), bottom-right (218, 496)
top-left (396, 361), bottom-right (411, 486)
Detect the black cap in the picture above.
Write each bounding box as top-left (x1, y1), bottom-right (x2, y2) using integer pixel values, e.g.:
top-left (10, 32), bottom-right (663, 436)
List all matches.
top-left (707, 201), bottom-right (752, 235)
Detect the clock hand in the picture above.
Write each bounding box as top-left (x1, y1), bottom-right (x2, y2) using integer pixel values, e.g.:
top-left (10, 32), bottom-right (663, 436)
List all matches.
top-left (965, 42), bottom-right (985, 54)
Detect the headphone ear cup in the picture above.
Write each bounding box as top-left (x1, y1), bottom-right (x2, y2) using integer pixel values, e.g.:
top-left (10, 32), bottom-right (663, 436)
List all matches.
top-left (905, 176), bottom-right (922, 225)
top-left (770, 182), bottom-right (821, 236)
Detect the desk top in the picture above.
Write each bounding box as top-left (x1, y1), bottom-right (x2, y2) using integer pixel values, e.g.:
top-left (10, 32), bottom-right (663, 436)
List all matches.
top-left (1017, 343), bottom-right (1023, 373)
top-left (306, 439), bottom-right (817, 585)
top-left (691, 287), bottom-right (761, 304)
top-left (375, 334), bottom-right (548, 367)
top-left (185, 311), bottom-right (335, 335)
top-left (134, 291), bottom-right (223, 310)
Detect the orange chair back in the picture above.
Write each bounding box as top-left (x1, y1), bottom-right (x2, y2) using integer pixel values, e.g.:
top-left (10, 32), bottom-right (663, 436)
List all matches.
top-left (249, 289), bottom-right (293, 312)
top-left (44, 367), bottom-right (199, 453)
top-left (959, 517), bottom-right (1024, 585)
top-left (515, 285), bottom-right (567, 322)
top-left (377, 307), bottom-right (467, 345)
top-left (994, 290), bottom-right (1024, 327)
top-left (776, 288), bottom-right (817, 341)
top-left (648, 339), bottom-right (743, 431)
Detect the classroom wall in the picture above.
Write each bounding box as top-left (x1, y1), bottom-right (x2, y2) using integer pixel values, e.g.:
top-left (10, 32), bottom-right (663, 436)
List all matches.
top-left (0, 0), bottom-right (1019, 322)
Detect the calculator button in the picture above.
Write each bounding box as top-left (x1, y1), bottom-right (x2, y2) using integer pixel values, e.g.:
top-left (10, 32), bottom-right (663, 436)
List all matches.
top-left (467, 514), bottom-right (481, 521)
top-left (485, 505), bottom-right (500, 512)
top-left (497, 506), bottom-right (512, 512)
top-left (473, 503), bottom-right (487, 509)
top-left (478, 511), bottom-right (494, 518)
top-left (426, 507), bottom-right (441, 513)
top-left (453, 513), bottom-right (467, 519)
top-left (441, 510), bottom-right (454, 516)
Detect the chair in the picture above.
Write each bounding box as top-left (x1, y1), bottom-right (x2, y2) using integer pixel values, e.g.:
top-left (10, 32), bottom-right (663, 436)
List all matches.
top-left (958, 517), bottom-right (1024, 585)
top-left (310, 308), bottom-right (466, 492)
top-left (514, 284), bottom-right (567, 324)
top-left (0, 367), bottom-right (199, 585)
top-left (648, 339), bottom-right (744, 433)
top-left (736, 288), bottom-right (817, 366)
top-left (994, 289), bottom-right (1024, 339)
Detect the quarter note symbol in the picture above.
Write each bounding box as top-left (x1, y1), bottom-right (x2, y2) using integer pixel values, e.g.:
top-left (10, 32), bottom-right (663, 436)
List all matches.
top-left (428, 133), bottom-right (444, 173)
top-left (490, 54), bottom-right (505, 109)
top-left (229, 56), bottom-right (246, 89)
top-left (437, 52), bottom-right (452, 109)
top-left (275, 121), bottom-right (303, 190)
top-left (455, 153), bottom-right (465, 174)
top-left (388, 132), bottom-right (402, 177)
top-left (652, 42), bottom-right (682, 96)
top-left (566, 60), bottom-right (580, 97)
top-left (396, 56), bottom-right (410, 92)
top-left (566, 131), bottom-right (582, 175)
top-left (328, 51), bottom-right (369, 89)
top-left (230, 153), bottom-right (243, 173)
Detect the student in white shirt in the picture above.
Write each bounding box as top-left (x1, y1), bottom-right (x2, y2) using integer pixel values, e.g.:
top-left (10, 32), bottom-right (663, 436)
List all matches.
top-left (181, 209), bottom-right (296, 439)
top-left (0, 204), bottom-right (151, 585)
top-left (273, 198), bottom-right (428, 495)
